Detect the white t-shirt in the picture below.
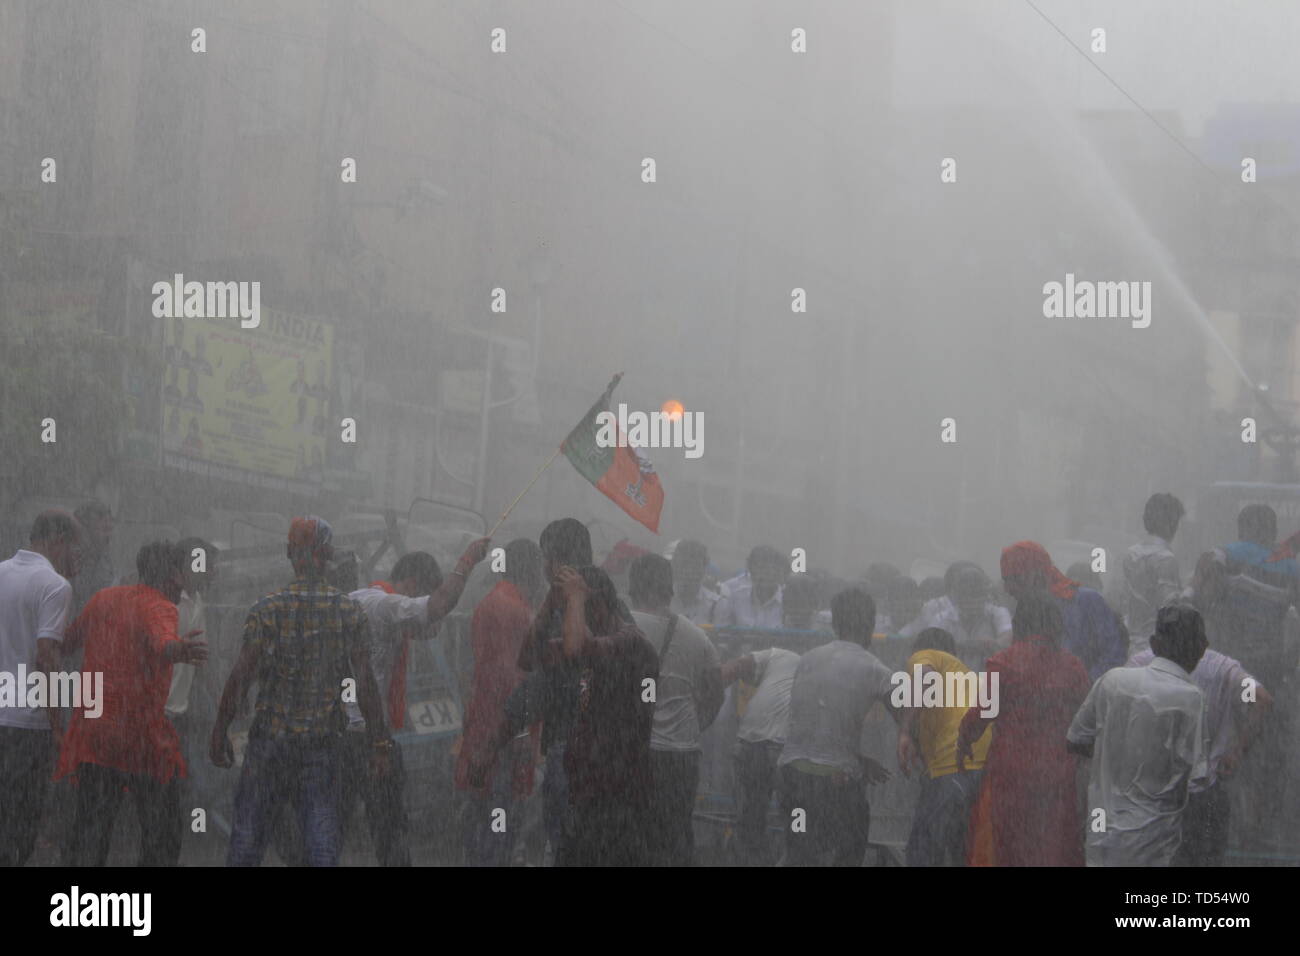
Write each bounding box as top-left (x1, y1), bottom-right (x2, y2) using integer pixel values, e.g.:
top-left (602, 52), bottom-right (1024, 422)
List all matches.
top-left (345, 586), bottom-right (431, 727)
top-left (165, 590), bottom-right (204, 717)
top-left (1067, 657), bottom-right (1208, 866)
top-left (737, 647), bottom-right (801, 745)
top-left (0, 550), bottom-right (73, 729)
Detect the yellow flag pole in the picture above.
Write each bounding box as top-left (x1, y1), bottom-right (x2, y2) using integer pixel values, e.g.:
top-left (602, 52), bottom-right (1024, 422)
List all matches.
top-left (486, 444), bottom-right (564, 539)
top-left (484, 371), bottom-right (622, 539)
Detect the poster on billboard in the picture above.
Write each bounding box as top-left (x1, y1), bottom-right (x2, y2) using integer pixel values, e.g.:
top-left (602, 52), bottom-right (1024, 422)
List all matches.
top-left (161, 308), bottom-right (334, 488)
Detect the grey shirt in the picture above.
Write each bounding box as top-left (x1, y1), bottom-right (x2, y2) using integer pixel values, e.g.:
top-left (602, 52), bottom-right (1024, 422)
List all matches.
top-left (777, 640), bottom-right (895, 777)
top-left (633, 609), bottom-right (721, 752)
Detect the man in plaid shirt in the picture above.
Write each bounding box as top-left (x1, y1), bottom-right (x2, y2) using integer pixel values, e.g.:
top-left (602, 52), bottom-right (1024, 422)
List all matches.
top-left (211, 516), bottom-right (391, 866)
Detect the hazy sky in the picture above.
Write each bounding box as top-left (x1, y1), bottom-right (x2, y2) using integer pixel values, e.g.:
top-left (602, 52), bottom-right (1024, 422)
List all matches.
top-left (893, 0), bottom-right (1300, 136)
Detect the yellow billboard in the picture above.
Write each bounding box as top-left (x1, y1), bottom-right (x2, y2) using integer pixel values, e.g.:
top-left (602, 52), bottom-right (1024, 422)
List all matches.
top-left (161, 309), bottom-right (334, 483)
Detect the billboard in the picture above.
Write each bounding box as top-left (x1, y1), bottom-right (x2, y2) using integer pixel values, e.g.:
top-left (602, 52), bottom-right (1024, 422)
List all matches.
top-left (161, 308), bottom-right (334, 487)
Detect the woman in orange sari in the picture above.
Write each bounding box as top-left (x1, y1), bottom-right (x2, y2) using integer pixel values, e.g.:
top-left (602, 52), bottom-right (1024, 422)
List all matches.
top-left (957, 592), bottom-right (1090, 866)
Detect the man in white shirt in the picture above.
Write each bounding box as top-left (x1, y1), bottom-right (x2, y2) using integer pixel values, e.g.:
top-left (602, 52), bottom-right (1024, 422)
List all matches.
top-left (778, 588), bottom-right (897, 866)
top-left (166, 537), bottom-right (219, 720)
top-left (670, 539), bottom-right (723, 626)
top-left (0, 510), bottom-right (80, 866)
top-left (1122, 493), bottom-right (1186, 655)
top-left (723, 642), bottom-right (802, 865)
top-left (897, 565), bottom-right (1012, 668)
top-left (1067, 604), bottom-right (1209, 866)
top-left (342, 540), bottom-right (489, 865)
top-left (716, 546), bottom-right (785, 630)
top-left (1127, 644), bottom-right (1270, 866)
top-left (630, 554), bottom-right (722, 866)
top-left (165, 536), bottom-right (219, 837)
top-left (705, 546), bottom-right (784, 812)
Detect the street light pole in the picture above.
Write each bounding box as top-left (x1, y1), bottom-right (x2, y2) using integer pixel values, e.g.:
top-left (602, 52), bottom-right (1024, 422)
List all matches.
top-left (474, 336), bottom-right (493, 516)
top-left (473, 247), bottom-right (549, 518)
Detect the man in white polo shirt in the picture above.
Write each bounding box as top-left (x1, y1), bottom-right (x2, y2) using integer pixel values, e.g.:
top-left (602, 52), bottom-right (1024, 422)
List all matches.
top-left (0, 510), bottom-right (81, 866)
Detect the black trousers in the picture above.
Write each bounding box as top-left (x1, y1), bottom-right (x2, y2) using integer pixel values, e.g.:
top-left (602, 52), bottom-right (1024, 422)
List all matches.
top-left (559, 793), bottom-right (649, 867)
top-left (780, 765), bottom-right (871, 867)
top-left (0, 727), bottom-right (52, 867)
top-left (68, 763), bottom-right (182, 867)
top-left (338, 732), bottom-right (411, 867)
top-left (646, 749), bottom-right (700, 866)
top-left (734, 739), bottom-right (782, 865)
top-left (1174, 782), bottom-right (1230, 866)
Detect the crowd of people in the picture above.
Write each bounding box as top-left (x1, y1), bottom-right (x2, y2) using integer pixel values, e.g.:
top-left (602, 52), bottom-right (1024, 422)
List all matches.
top-left (0, 492), bottom-right (1291, 866)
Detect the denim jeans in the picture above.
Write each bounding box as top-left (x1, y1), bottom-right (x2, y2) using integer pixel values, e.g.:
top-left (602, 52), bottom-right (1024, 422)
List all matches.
top-left (905, 769), bottom-right (983, 867)
top-left (462, 755), bottom-right (518, 867)
top-left (541, 742), bottom-right (568, 865)
top-left (227, 732), bottom-right (342, 867)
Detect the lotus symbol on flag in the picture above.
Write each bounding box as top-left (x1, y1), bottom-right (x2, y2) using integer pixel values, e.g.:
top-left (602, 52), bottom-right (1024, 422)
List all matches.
top-left (625, 448), bottom-right (656, 507)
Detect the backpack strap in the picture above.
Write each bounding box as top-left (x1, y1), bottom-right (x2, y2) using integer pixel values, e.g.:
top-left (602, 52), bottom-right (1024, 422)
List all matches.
top-left (659, 612), bottom-right (680, 666)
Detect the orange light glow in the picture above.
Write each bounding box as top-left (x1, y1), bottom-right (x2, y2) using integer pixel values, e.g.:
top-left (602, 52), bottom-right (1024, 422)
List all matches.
top-left (661, 399), bottom-right (685, 421)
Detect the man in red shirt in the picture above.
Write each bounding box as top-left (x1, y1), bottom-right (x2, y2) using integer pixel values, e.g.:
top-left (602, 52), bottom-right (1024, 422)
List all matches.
top-left (455, 538), bottom-right (544, 866)
top-left (57, 541), bottom-right (207, 866)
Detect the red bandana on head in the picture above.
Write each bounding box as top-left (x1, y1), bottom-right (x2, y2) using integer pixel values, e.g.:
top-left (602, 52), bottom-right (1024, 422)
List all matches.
top-left (1000, 541), bottom-right (1078, 600)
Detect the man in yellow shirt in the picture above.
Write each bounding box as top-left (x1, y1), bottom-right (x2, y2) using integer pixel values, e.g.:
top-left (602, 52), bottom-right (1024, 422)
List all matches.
top-left (896, 628), bottom-right (992, 866)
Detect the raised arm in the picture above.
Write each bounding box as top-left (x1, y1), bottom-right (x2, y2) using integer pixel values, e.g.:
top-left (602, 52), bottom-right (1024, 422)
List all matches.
top-left (423, 537), bottom-right (492, 629)
top-left (518, 582), bottom-right (563, 672)
top-left (557, 567), bottom-right (591, 660)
